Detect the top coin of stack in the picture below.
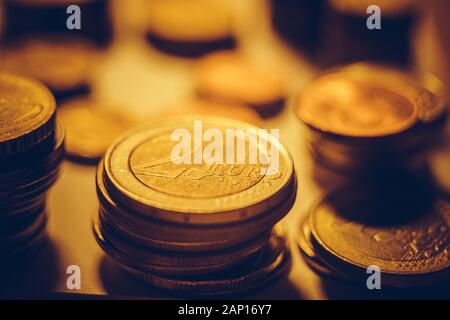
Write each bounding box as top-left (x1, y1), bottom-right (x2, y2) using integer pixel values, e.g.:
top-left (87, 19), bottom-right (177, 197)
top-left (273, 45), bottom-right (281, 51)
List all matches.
top-left (295, 63), bottom-right (448, 189)
top-left (0, 72), bottom-right (65, 260)
top-left (94, 116), bottom-right (296, 296)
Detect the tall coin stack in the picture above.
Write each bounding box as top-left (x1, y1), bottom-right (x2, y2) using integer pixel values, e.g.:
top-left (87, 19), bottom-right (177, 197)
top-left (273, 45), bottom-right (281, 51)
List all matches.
top-left (94, 116), bottom-right (296, 296)
top-left (295, 63), bottom-right (450, 286)
top-left (0, 73), bottom-right (64, 260)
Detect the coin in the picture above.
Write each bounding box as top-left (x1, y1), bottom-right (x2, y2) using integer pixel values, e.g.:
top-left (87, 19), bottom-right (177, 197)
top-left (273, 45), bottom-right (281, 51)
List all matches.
top-left (309, 191), bottom-right (450, 282)
top-left (100, 232), bottom-right (289, 296)
top-left (58, 98), bottom-right (136, 163)
top-left (96, 213), bottom-right (269, 269)
top-left (103, 116), bottom-right (294, 224)
top-left (0, 38), bottom-right (98, 100)
top-left (296, 64), bottom-right (424, 138)
top-left (0, 72), bottom-right (56, 156)
top-left (144, 0), bottom-right (235, 57)
top-left (195, 51), bottom-right (286, 116)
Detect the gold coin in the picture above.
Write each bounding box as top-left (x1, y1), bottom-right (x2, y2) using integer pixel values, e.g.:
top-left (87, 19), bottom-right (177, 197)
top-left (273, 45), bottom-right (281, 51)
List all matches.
top-left (58, 99), bottom-right (136, 163)
top-left (0, 38), bottom-right (97, 97)
top-left (97, 228), bottom-right (289, 296)
top-left (0, 72), bottom-right (56, 156)
top-left (144, 0), bottom-right (233, 42)
top-left (296, 64), bottom-right (428, 138)
top-left (310, 192), bottom-right (450, 276)
top-left (103, 116), bottom-right (294, 224)
top-left (195, 51), bottom-right (286, 114)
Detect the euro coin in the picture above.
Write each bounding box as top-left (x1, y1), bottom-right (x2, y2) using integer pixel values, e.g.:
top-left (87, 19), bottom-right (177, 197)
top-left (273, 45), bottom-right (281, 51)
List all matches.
top-left (309, 191), bottom-right (450, 287)
top-left (103, 116), bottom-right (294, 225)
top-left (0, 72), bottom-right (56, 156)
top-left (296, 64), bottom-right (425, 138)
top-left (58, 98), bottom-right (136, 163)
top-left (195, 51), bottom-right (286, 116)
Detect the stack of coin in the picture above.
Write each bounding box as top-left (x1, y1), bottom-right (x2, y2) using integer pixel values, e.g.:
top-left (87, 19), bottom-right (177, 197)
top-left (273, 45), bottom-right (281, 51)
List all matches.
top-left (144, 0), bottom-right (235, 57)
top-left (0, 37), bottom-right (99, 101)
top-left (319, 0), bottom-right (416, 67)
top-left (2, 0), bottom-right (113, 46)
top-left (296, 63), bottom-right (448, 192)
top-left (0, 73), bottom-right (64, 260)
top-left (94, 116), bottom-right (296, 296)
top-left (297, 188), bottom-right (450, 287)
top-left (195, 51), bottom-right (287, 117)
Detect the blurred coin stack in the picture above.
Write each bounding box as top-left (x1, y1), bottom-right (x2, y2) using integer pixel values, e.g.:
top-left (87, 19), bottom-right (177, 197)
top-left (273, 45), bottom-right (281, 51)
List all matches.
top-left (143, 0), bottom-right (235, 57)
top-left (296, 63), bottom-right (448, 192)
top-left (94, 116), bottom-right (296, 296)
top-left (0, 73), bottom-right (64, 260)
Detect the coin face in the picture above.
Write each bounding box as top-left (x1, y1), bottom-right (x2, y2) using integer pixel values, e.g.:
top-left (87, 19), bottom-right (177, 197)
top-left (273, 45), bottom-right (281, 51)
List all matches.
top-left (310, 194), bottom-right (450, 275)
top-left (0, 73), bottom-right (56, 155)
top-left (58, 99), bottom-right (136, 163)
top-left (297, 65), bottom-right (422, 137)
top-left (104, 116), bottom-right (294, 224)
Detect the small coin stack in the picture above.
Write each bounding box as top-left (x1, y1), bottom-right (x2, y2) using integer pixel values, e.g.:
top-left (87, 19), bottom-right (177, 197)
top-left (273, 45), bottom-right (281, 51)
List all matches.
top-left (296, 63), bottom-right (448, 192)
top-left (295, 63), bottom-right (450, 286)
top-left (0, 73), bottom-right (64, 260)
top-left (298, 190), bottom-right (450, 287)
top-left (93, 116), bottom-right (296, 296)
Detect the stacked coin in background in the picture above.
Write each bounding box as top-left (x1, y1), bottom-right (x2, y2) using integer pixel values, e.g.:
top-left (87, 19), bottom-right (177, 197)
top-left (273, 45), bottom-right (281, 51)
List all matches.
top-left (296, 63), bottom-right (448, 192)
top-left (143, 0), bottom-right (235, 57)
top-left (0, 73), bottom-right (65, 260)
top-left (0, 37), bottom-right (99, 101)
top-left (295, 63), bottom-right (450, 287)
top-left (94, 116), bottom-right (296, 296)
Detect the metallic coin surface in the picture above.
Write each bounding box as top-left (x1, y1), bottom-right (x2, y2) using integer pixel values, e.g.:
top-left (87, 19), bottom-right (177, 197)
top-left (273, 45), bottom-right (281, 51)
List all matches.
top-left (144, 0), bottom-right (233, 41)
top-left (196, 51), bottom-right (286, 110)
top-left (59, 99), bottom-right (135, 162)
top-left (0, 73), bottom-right (56, 156)
top-left (104, 116), bottom-right (294, 224)
top-left (296, 64), bottom-right (430, 138)
top-left (310, 193), bottom-right (450, 275)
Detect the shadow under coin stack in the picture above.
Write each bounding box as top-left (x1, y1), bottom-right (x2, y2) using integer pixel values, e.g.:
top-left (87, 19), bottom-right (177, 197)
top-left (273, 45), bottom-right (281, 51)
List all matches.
top-left (0, 73), bottom-right (64, 261)
top-left (94, 116), bottom-right (296, 296)
top-left (295, 64), bottom-right (450, 287)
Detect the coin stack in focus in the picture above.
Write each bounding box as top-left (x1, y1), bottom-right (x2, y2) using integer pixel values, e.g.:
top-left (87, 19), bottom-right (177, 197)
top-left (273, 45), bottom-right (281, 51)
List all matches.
top-left (94, 116), bottom-right (296, 296)
top-left (295, 63), bottom-right (450, 287)
top-left (0, 73), bottom-right (65, 260)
